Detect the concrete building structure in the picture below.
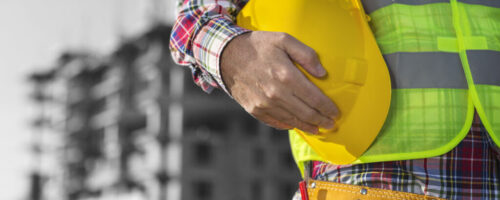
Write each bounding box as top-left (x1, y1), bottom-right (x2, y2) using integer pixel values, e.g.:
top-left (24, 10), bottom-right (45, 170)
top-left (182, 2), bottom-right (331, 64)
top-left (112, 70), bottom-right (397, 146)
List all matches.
top-left (28, 24), bottom-right (300, 200)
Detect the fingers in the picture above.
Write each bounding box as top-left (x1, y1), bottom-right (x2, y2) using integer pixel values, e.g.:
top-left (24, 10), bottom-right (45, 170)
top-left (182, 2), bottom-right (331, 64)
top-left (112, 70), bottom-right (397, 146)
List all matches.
top-left (275, 32), bottom-right (326, 78)
top-left (264, 49), bottom-right (339, 128)
top-left (279, 95), bottom-right (335, 131)
top-left (274, 51), bottom-right (340, 120)
top-left (244, 83), bottom-right (325, 134)
top-left (259, 114), bottom-right (294, 130)
top-left (264, 106), bottom-right (319, 134)
top-left (290, 72), bottom-right (340, 119)
top-left (273, 33), bottom-right (340, 119)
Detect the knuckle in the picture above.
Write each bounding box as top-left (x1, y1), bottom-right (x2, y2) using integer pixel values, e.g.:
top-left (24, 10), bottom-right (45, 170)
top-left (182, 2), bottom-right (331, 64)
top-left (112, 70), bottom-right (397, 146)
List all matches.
top-left (276, 32), bottom-right (291, 42)
top-left (276, 69), bottom-right (294, 83)
top-left (254, 99), bottom-right (270, 110)
top-left (247, 106), bottom-right (260, 116)
top-left (265, 87), bottom-right (281, 100)
top-left (248, 104), bottom-right (264, 116)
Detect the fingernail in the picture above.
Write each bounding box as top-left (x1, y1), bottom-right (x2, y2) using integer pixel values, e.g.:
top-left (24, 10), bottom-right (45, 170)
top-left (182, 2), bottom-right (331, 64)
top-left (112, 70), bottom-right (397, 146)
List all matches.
top-left (322, 120), bottom-right (335, 130)
top-left (316, 64), bottom-right (326, 76)
top-left (330, 108), bottom-right (340, 120)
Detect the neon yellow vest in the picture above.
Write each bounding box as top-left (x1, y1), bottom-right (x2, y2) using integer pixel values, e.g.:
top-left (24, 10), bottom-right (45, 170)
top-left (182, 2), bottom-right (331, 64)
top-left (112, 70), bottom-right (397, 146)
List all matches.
top-left (286, 0), bottom-right (500, 175)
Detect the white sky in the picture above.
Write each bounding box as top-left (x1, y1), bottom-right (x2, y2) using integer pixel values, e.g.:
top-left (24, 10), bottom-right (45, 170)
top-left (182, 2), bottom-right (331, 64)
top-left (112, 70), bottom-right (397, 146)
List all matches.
top-left (0, 0), bottom-right (175, 199)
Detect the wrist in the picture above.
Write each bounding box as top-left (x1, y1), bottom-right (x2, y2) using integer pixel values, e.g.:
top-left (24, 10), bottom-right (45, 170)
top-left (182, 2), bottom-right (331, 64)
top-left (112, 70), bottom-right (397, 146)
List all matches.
top-left (220, 32), bottom-right (252, 95)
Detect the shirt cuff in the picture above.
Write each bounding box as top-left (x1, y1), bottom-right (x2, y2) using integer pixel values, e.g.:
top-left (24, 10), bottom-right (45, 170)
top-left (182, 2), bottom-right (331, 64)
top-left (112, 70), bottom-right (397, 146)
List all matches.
top-left (192, 17), bottom-right (251, 95)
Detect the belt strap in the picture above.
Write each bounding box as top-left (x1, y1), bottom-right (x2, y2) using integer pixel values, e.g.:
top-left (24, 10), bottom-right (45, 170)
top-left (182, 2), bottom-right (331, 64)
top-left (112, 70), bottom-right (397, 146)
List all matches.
top-left (302, 180), bottom-right (445, 200)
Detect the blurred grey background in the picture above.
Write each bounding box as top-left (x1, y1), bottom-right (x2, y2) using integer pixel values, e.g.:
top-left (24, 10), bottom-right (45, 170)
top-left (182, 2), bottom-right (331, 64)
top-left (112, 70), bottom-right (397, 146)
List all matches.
top-left (0, 0), bottom-right (300, 200)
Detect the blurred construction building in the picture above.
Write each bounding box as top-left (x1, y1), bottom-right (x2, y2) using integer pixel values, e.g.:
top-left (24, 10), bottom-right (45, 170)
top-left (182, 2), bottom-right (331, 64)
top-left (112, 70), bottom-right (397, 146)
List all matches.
top-left (27, 24), bottom-right (300, 200)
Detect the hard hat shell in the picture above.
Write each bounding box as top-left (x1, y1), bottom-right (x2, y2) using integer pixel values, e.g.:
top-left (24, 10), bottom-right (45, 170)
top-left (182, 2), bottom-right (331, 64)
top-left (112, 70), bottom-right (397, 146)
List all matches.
top-left (237, 0), bottom-right (392, 164)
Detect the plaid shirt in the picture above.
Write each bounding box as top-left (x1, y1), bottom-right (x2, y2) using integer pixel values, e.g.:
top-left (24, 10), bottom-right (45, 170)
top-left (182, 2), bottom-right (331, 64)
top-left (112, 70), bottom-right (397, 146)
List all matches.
top-left (170, 1), bottom-right (500, 199)
top-left (292, 113), bottom-right (500, 200)
top-left (169, 0), bottom-right (250, 93)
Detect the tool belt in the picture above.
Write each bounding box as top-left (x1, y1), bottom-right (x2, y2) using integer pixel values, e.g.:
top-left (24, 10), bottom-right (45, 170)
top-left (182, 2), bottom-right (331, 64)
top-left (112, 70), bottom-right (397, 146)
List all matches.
top-left (299, 180), bottom-right (446, 200)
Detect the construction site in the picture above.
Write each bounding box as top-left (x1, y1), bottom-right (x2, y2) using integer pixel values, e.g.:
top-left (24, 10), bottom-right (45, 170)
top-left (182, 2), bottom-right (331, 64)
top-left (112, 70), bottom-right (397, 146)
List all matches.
top-left (27, 24), bottom-right (300, 200)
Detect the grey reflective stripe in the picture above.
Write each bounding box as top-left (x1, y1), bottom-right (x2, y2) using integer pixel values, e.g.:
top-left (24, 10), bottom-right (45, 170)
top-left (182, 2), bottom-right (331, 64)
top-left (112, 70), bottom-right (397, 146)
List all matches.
top-left (362, 0), bottom-right (500, 14)
top-left (361, 0), bottom-right (448, 13)
top-left (467, 50), bottom-right (500, 86)
top-left (384, 52), bottom-right (468, 89)
top-left (458, 0), bottom-right (500, 8)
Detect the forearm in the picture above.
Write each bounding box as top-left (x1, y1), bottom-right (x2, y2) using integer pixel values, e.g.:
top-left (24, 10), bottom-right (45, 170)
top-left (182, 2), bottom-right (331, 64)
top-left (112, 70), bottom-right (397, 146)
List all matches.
top-left (169, 0), bottom-right (250, 93)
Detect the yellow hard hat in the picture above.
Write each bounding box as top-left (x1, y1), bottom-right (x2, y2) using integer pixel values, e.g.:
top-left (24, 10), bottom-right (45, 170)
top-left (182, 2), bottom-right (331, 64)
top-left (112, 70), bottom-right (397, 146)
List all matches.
top-left (237, 0), bottom-right (392, 164)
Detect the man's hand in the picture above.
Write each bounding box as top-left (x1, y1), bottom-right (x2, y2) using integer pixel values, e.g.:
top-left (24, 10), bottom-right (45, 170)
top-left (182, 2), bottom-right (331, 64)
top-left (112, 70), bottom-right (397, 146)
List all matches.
top-left (221, 31), bottom-right (339, 134)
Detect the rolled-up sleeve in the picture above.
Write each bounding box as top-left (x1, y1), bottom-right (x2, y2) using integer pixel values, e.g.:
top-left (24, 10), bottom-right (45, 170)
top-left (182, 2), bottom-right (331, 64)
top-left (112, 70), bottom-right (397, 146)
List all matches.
top-left (169, 0), bottom-right (250, 93)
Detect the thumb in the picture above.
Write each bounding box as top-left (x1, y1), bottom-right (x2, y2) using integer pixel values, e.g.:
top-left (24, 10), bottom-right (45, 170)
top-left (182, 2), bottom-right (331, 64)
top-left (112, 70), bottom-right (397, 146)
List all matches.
top-left (276, 33), bottom-right (326, 77)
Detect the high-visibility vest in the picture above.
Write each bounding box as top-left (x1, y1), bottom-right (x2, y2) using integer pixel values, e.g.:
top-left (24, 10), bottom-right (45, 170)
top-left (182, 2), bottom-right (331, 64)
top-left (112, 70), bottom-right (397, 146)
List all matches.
top-left (288, 0), bottom-right (500, 176)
